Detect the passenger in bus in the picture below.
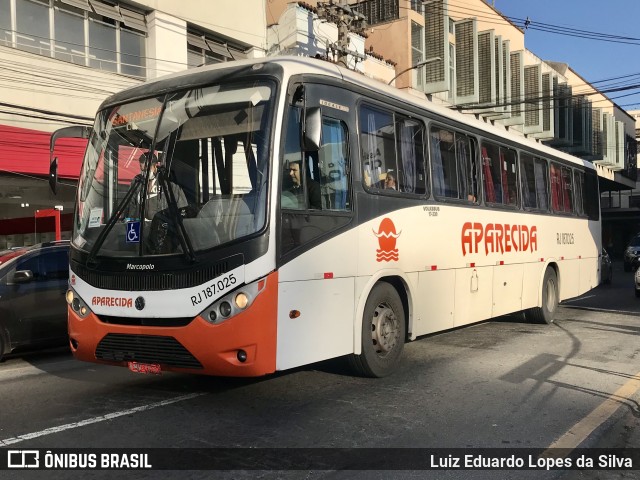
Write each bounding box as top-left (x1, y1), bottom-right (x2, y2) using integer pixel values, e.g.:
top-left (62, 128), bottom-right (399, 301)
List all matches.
top-left (285, 160), bottom-right (321, 209)
top-left (384, 171), bottom-right (397, 190)
top-left (126, 152), bottom-right (188, 221)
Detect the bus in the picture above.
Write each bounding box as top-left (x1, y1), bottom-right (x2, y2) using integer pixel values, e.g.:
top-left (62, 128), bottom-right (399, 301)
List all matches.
top-left (50, 57), bottom-right (601, 378)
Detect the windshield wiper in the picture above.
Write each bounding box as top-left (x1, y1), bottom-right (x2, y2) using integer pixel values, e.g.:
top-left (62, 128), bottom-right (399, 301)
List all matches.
top-left (86, 175), bottom-right (143, 267)
top-left (156, 166), bottom-right (196, 263)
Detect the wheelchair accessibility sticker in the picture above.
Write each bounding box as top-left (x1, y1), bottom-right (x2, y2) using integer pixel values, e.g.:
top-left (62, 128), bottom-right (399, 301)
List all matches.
top-left (126, 221), bottom-right (141, 243)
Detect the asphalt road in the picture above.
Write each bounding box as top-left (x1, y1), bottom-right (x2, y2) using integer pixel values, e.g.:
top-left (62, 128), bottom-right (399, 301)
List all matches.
top-left (0, 264), bottom-right (639, 479)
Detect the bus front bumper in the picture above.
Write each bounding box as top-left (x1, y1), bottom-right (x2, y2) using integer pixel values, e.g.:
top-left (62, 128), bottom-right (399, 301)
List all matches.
top-left (68, 272), bottom-right (278, 377)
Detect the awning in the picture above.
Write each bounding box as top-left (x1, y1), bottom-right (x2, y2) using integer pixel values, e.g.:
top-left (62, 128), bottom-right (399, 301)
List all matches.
top-left (0, 124), bottom-right (86, 179)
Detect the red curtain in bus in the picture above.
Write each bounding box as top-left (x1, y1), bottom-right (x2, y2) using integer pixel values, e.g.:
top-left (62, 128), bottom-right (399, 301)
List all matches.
top-left (482, 147), bottom-right (495, 203)
top-left (500, 150), bottom-right (508, 204)
top-left (560, 168), bottom-right (571, 212)
top-left (550, 164), bottom-right (561, 211)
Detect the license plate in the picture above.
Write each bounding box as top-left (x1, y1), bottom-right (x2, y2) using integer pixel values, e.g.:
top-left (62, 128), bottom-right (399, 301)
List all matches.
top-left (128, 361), bottom-right (161, 375)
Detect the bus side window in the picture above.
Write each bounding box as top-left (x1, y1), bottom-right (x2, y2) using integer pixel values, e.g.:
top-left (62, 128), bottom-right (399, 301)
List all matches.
top-left (318, 118), bottom-right (349, 210)
top-left (281, 106), bottom-right (305, 210)
top-left (560, 165), bottom-right (574, 213)
top-left (396, 119), bottom-right (426, 195)
top-left (431, 126), bottom-right (477, 202)
top-left (360, 105), bottom-right (395, 190)
top-left (430, 127), bottom-right (457, 198)
top-left (482, 142), bottom-right (516, 206)
top-left (574, 170), bottom-right (585, 216)
top-left (550, 162), bottom-right (563, 212)
top-left (520, 153), bottom-right (549, 211)
top-left (500, 147), bottom-right (518, 206)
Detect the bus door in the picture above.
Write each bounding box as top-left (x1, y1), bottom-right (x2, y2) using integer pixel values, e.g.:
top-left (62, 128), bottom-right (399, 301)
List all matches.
top-left (277, 81), bottom-right (357, 370)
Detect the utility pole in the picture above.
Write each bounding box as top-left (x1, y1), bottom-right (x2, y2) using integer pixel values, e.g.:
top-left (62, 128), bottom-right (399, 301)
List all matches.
top-left (316, 1), bottom-right (367, 68)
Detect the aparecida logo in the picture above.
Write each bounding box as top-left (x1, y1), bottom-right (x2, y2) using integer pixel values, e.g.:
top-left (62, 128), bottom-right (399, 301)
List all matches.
top-left (8, 450), bottom-right (39, 468)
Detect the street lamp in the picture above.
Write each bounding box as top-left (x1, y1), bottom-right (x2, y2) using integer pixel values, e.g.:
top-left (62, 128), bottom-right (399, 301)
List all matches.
top-left (387, 56), bottom-right (442, 85)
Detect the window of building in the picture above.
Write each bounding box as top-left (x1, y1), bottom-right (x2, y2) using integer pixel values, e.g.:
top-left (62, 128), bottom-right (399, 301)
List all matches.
top-left (187, 31), bottom-right (245, 69)
top-left (0, 0), bottom-right (12, 46)
top-left (411, 21), bottom-right (424, 90)
top-left (89, 17), bottom-right (117, 72)
top-left (4, 0), bottom-right (147, 77)
top-left (15, 0), bottom-right (51, 56)
top-left (54, 6), bottom-right (86, 65)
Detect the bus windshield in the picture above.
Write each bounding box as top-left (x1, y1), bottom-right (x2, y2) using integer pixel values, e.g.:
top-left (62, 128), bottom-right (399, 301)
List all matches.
top-left (73, 79), bottom-right (274, 258)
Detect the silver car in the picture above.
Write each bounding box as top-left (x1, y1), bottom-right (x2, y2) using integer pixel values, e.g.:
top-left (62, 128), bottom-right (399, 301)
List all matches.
top-left (624, 235), bottom-right (640, 272)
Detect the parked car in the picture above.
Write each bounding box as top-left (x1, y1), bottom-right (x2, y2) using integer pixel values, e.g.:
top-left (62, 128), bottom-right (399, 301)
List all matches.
top-left (623, 234), bottom-right (640, 272)
top-left (0, 241), bottom-right (70, 361)
top-left (601, 248), bottom-right (613, 285)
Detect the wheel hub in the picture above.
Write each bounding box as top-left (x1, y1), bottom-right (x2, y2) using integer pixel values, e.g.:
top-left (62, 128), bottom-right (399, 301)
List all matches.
top-left (371, 303), bottom-right (399, 356)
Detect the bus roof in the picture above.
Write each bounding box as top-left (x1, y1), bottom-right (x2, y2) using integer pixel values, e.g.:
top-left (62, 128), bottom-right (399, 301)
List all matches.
top-left (100, 56), bottom-right (594, 172)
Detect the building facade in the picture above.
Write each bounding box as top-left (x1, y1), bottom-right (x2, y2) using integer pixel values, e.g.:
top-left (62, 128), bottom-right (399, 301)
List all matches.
top-left (0, 0), bottom-right (637, 250)
top-left (0, 0), bottom-right (266, 247)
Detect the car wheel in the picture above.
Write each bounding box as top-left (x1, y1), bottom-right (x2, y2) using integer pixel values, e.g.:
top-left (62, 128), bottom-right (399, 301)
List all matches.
top-left (0, 333), bottom-right (5, 363)
top-left (525, 267), bottom-right (558, 325)
top-left (348, 282), bottom-right (406, 378)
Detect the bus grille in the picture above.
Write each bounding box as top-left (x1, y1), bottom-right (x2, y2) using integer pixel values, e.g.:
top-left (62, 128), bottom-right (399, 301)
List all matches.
top-left (98, 315), bottom-right (194, 327)
top-left (72, 254), bottom-right (242, 291)
top-left (95, 334), bottom-right (203, 369)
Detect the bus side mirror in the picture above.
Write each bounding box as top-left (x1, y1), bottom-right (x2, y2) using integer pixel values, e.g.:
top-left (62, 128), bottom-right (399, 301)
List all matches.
top-left (49, 158), bottom-right (58, 195)
top-left (302, 107), bottom-right (322, 152)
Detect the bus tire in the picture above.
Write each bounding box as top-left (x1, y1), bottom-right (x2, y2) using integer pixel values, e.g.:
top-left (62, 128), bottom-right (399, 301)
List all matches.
top-left (349, 282), bottom-right (405, 378)
top-left (525, 267), bottom-right (558, 325)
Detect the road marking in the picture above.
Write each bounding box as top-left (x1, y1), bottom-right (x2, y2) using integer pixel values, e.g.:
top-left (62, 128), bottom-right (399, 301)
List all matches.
top-left (562, 295), bottom-right (595, 302)
top-left (561, 305), bottom-right (640, 316)
top-left (545, 372), bottom-right (640, 451)
top-left (0, 392), bottom-right (205, 446)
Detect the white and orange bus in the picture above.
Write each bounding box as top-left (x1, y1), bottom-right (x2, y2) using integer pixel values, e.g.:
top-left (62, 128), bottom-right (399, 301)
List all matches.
top-left (50, 57), bottom-right (601, 378)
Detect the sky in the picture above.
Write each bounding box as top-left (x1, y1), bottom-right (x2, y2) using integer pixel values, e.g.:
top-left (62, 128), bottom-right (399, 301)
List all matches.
top-left (493, 0), bottom-right (640, 110)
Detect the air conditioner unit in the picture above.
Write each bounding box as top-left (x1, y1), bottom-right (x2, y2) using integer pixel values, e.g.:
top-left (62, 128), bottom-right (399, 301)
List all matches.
top-left (597, 112), bottom-right (616, 166)
top-left (566, 95), bottom-right (594, 155)
top-left (499, 50), bottom-right (524, 126)
top-left (589, 108), bottom-right (604, 162)
top-left (523, 64), bottom-right (543, 135)
top-left (476, 30), bottom-right (495, 106)
top-left (453, 18), bottom-right (478, 105)
top-left (545, 80), bottom-right (572, 146)
top-left (613, 120), bottom-right (625, 170)
top-left (481, 36), bottom-right (511, 119)
top-left (423, 0), bottom-right (450, 95)
top-left (532, 72), bottom-right (555, 140)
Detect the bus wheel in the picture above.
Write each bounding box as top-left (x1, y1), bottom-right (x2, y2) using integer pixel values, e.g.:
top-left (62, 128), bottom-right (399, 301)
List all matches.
top-left (349, 282), bottom-right (405, 378)
top-left (525, 268), bottom-right (558, 324)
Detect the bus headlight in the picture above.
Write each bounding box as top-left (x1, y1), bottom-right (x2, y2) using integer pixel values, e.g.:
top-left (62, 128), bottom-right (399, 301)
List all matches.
top-left (234, 293), bottom-right (249, 309)
top-left (66, 288), bottom-right (91, 319)
top-left (200, 276), bottom-right (267, 325)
